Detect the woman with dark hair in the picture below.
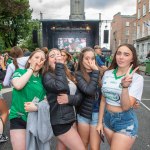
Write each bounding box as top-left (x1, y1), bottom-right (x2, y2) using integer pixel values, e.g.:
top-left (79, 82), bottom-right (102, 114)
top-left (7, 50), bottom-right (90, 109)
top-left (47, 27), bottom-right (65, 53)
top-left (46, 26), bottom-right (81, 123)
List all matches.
top-left (3, 46), bottom-right (29, 86)
top-left (9, 50), bottom-right (46, 150)
top-left (42, 48), bottom-right (85, 150)
top-left (97, 44), bottom-right (144, 150)
top-left (75, 47), bottom-right (103, 150)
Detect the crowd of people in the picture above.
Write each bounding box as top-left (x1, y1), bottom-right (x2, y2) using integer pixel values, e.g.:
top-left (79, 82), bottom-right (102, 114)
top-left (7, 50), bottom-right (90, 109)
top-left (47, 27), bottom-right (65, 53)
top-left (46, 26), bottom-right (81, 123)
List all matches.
top-left (0, 44), bottom-right (144, 150)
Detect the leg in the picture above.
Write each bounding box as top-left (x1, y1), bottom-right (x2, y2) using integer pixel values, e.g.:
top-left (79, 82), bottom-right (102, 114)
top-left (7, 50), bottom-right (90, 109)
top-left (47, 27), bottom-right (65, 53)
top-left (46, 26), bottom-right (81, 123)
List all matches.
top-left (10, 129), bottom-right (26, 150)
top-left (0, 99), bottom-right (9, 124)
top-left (110, 133), bottom-right (136, 150)
top-left (104, 127), bottom-right (114, 145)
top-left (77, 123), bottom-right (90, 150)
top-left (58, 126), bottom-right (85, 150)
top-left (56, 139), bottom-right (67, 150)
top-left (89, 125), bottom-right (100, 150)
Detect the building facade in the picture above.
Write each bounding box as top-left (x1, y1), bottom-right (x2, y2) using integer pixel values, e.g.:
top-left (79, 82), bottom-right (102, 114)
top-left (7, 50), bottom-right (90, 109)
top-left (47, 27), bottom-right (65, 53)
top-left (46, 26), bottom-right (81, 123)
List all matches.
top-left (110, 12), bottom-right (136, 53)
top-left (135, 0), bottom-right (150, 62)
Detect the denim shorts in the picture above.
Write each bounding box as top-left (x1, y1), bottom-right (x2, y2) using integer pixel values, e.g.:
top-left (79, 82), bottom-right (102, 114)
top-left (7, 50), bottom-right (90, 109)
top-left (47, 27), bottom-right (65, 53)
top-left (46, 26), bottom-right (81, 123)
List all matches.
top-left (104, 109), bottom-right (138, 138)
top-left (77, 112), bottom-right (99, 126)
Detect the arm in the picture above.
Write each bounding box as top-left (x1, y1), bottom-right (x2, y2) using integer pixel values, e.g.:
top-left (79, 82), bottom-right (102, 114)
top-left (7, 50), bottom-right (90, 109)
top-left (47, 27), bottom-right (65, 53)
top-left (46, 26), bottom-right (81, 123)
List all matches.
top-left (43, 63), bottom-right (69, 93)
top-left (3, 64), bottom-right (14, 86)
top-left (12, 69), bottom-right (33, 90)
top-left (76, 70), bottom-right (100, 96)
top-left (96, 96), bottom-right (106, 134)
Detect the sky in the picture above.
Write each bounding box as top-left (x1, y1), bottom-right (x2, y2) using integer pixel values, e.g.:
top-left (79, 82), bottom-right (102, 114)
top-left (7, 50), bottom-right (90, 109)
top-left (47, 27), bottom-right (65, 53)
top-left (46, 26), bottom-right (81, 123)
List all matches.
top-left (29, 0), bottom-right (136, 20)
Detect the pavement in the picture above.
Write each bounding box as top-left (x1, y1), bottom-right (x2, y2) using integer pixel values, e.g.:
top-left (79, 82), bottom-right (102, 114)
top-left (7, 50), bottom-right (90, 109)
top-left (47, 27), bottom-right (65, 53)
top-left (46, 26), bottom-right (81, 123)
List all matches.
top-left (0, 74), bottom-right (150, 150)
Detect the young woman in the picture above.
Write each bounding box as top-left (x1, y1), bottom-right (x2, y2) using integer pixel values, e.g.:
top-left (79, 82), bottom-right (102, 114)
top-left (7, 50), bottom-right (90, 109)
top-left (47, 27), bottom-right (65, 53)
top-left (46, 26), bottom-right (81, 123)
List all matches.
top-left (3, 46), bottom-right (29, 86)
top-left (9, 50), bottom-right (46, 150)
top-left (0, 54), bottom-right (9, 143)
top-left (75, 47), bottom-right (103, 150)
top-left (60, 49), bottom-right (75, 72)
top-left (42, 48), bottom-right (85, 150)
top-left (96, 44), bottom-right (144, 150)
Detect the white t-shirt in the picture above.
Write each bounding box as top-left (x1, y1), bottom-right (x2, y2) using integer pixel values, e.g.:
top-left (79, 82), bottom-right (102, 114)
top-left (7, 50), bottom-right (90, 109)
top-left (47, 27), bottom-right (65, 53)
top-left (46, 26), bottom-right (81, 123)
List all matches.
top-left (102, 69), bottom-right (144, 106)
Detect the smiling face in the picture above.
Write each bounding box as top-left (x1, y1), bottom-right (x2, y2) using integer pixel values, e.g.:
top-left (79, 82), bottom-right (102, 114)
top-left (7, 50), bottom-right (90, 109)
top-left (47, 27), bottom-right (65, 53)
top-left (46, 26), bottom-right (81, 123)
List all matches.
top-left (116, 46), bottom-right (133, 69)
top-left (82, 51), bottom-right (95, 71)
top-left (48, 49), bottom-right (61, 69)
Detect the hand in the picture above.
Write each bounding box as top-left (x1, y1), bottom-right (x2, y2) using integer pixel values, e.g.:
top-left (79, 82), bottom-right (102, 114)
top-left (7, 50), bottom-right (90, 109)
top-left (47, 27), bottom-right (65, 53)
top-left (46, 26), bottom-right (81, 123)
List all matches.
top-left (96, 123), bottom-right (104, 135)
top-left (121, 64), bottom-right (139, 88)
top-left (57, 94), bottom-right (68, 104)
top-left (88, 59), bottom-right (98, 70)
top-left (24, 102), bottom-right (38, 112)
top-left (133, 102), bottom-right (140, 109)
top-left (55, 55), bottom-right (64, 64)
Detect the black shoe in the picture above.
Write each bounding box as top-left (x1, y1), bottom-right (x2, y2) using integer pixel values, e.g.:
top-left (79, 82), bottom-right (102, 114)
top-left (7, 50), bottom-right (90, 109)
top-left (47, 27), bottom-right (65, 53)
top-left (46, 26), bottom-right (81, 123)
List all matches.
top-left (0, 134), bottom-right (8, 143)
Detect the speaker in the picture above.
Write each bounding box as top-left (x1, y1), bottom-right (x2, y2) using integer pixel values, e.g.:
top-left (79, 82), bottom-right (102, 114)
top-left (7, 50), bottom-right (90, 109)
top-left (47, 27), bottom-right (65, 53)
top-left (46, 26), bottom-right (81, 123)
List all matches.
top-left (103, 30), bottom-right (109, 43)
top-left (32, 30), bottom-right (38, 43)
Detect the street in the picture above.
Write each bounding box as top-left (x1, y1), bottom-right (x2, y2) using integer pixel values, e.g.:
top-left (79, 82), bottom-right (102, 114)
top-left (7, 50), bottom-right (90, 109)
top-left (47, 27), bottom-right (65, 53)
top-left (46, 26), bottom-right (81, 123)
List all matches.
top-left (0, 74), bottom-right (150, 150)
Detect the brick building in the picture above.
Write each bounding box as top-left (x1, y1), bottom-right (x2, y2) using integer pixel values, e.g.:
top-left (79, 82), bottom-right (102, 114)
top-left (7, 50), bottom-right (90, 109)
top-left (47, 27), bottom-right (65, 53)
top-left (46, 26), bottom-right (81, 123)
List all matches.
top-left (135, 0), bottom-right (150, 62)
top-left (110, 12), bottom-right (136, 53)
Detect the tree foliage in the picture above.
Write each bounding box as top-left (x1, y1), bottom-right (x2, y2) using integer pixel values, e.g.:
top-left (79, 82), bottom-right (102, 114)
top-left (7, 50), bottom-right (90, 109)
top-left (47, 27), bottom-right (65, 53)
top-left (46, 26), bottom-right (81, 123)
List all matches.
top-left (0, 0), bottom-right (32, 48)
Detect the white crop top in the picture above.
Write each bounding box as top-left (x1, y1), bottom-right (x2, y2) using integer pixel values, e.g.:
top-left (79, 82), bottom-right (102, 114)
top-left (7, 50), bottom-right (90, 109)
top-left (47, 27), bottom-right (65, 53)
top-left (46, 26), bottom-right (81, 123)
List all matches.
top-left (101, 69), bottom-right (144, 106)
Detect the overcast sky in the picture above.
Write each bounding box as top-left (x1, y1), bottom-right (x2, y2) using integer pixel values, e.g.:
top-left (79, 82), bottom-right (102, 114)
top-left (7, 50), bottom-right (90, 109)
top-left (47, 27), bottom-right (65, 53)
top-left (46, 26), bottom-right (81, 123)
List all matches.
top-left (29, 0), bottom-right (136, 20)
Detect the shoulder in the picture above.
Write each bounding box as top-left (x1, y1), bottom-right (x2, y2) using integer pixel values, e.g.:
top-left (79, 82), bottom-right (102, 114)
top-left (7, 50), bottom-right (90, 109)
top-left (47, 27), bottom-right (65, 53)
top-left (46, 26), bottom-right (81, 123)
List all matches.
top-left (103, 69), bottom-right (114, 76)
top-left (132, 73), bottom-right (144, 82)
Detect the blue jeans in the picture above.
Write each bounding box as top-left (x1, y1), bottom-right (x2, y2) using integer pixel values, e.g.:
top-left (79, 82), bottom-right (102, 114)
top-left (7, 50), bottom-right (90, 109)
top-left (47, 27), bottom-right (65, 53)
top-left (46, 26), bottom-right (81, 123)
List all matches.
top-left (77, 112), bottom-right (99, 126)
top-left (104, 109), bottom-right (138, 138)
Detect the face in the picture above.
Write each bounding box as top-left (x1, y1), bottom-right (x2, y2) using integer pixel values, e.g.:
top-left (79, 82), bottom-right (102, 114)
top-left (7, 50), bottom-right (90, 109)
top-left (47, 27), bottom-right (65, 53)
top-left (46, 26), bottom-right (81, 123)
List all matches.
top-left (29, 51), bottom-right (45, 71)
top-left (48, 50), bottom-right (61, 69)
top-left (116, 46), bottom-right (133, 68)
top-left (82, 51), bottom-right (95, 70)
top-left (61, 51), bottom-right (68, 62)
top-left (95, 48), bottom-right (102, 55)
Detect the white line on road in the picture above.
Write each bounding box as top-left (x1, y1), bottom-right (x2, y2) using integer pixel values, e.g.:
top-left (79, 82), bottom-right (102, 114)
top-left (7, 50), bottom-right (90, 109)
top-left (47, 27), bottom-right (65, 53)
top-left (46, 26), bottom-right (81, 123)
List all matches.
top-left (140, 102), bottom-right (150, 111)
top-left (142, 99), bottom-right (150, 101)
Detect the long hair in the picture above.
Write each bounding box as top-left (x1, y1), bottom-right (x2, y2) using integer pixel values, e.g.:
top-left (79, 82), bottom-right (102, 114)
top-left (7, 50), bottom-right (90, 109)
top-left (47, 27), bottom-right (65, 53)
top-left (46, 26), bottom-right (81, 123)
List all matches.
top-left (109, 44), bottom-right (139, 73)
top-left (9, 46), bottom-right (23, 70)
top-left (76, 47), bottom-right (103, 86)
top-left (25, 49), bottom-right (46, 74)
top-left (42, 48), bottom-right (76, 83)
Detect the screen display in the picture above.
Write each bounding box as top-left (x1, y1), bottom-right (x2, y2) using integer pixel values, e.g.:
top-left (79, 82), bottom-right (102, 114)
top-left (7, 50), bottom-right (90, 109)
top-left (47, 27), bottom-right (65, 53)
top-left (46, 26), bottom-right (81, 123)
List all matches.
top-left (58, 38), bottom-right (86, 52)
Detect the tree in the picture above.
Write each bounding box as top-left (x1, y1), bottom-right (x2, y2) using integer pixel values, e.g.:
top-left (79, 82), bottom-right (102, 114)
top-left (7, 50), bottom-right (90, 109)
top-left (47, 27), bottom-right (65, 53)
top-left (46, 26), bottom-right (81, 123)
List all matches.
top-left (0, 0), bottom-right (32, 48)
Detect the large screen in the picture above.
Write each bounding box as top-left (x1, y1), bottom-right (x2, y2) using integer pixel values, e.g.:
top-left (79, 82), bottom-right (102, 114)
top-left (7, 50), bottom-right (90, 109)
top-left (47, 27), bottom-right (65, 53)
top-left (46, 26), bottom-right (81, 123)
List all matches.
top-left (58, 38), bottom-right (86, 52)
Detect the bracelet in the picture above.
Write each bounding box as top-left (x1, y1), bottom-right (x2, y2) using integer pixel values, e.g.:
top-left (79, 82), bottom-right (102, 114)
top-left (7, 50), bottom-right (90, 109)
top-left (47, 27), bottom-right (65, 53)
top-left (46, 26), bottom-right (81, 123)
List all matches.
top-left (29, 67), bottom-right (34, 71)
top-left (120, 83), bottom-right (129, 88)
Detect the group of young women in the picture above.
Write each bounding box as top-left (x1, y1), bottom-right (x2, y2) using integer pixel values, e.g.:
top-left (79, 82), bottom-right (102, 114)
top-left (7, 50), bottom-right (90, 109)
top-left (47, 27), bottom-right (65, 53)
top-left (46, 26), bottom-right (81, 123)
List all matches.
top-left (6, 43), bottom-right (143, 150)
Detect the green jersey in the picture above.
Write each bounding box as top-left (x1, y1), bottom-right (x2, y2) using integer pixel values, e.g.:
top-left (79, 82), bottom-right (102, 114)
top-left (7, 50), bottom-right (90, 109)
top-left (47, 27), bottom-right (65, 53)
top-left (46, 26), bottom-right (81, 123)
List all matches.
top-left (9, 69), bottom-right (46, 122)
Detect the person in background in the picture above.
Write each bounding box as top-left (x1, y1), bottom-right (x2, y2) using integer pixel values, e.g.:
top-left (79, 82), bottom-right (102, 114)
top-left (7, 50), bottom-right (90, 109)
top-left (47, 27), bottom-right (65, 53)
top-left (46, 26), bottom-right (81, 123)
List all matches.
top-left (3, 46), bottom-right (29, 87)
top-left (96, 44), bottom-right (144, 150)
top-left (60, 49), bottom-right (75, 72)
top-left (75, 47), bottom-right (103, 150)
top-left (94, 45), bottom-right (107, 70)
top-left (22, 48), bottom-right (31, 57)
top-left (42, 48), bottom-right (85, 150)
top-left (9, 50), bottom-right (46, 150)
top-left (0, 54), bottom-right (9, 143)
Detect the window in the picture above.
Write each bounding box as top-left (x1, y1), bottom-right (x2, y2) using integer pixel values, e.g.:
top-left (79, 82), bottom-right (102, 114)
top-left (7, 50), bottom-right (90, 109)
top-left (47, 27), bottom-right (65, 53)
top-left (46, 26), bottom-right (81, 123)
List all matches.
top-left (148, 20), bottom-right (150, 35)
top-left (126, 22), bottom-right (130, 26)
top-left (138, 8), bottom-right (141, 19)
top-left (143, 4), bottom-right (146, 16)
top-left (149, 0), bottom-right (150, 12)
top-left (142, 23), bottom-right (145, 37)
top-left (125, 29), bottom-right (129, 35)
top-left (137, 25), bottom-right (140, 38)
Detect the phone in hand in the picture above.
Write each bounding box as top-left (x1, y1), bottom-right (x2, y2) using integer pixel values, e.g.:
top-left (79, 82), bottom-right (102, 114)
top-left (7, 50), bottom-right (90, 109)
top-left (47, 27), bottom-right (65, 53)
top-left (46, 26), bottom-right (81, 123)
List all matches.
top-left (100, 130), bottom-right (105, 143)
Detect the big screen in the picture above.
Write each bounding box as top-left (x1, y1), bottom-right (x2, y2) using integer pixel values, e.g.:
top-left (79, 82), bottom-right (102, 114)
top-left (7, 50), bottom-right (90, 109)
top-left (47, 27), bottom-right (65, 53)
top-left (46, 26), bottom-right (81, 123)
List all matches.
top-left (58, 38), bottom-right (86, 52)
